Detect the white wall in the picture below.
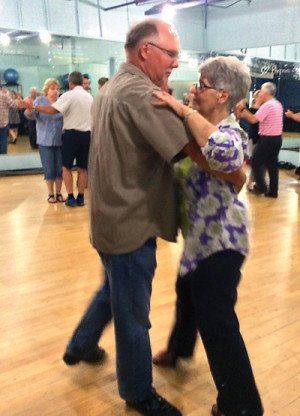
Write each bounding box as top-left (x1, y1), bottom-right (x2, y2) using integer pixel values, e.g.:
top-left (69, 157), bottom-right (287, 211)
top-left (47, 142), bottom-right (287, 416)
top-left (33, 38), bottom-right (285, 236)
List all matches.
top-left (0, 0), bottom-right (204, 51)
top-left (48, 0), bottom-right (78, 36)
top-left (0, 0), bottom-right (19, 29)
top-left (206, 0), bottom-right (300, 51)
top-left (2, 0), bottom-right (300, 54)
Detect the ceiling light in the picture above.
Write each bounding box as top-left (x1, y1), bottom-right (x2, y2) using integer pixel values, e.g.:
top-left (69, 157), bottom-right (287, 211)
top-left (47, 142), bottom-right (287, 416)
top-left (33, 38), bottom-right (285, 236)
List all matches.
top-left (243, 55), bottom-right (252, 66)
top-left (161, 4), bottom-right (176, 21)
top-left (39, 30), bottom-right (51, 44)
top-left (0, 33), bottom-right (10, 46)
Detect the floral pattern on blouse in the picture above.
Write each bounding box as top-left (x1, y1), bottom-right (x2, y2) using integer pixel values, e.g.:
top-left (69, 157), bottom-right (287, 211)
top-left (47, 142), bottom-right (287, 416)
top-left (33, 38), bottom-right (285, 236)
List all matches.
top-left (179, 114), bottom-right (250, 276)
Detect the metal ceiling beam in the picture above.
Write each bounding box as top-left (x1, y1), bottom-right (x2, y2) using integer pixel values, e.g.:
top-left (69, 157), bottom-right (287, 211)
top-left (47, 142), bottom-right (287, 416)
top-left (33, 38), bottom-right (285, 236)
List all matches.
top-left (100, 0), bottom-right (253, 15)
top-left (101, 1), bottom-right (137, 11)
top-left (101, 1), bottom-right (164, 12)
top-left (67, 0), bottom-right (251, 13)
top-left (74, 0), bottom-right (81, 35)
top-left (209, 0), bottom-right (252, 9)
top-left (67, 0), bottom-right (157, 12)
top-left (204, 0), bottom-right (208, 28)
top-left (96, 0), bottom-right (103, 37)
top-left (16, 0), bottom-right (23, 29)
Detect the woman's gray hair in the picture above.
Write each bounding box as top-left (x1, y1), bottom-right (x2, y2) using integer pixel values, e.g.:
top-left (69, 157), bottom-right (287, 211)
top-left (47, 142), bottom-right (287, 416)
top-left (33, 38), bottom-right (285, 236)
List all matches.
top-left (199, 56), bottom-right (251, 111)
top-left (261, 82), bottom-right (276, 96)
top-left (125, 19), bottom-right (160, 51)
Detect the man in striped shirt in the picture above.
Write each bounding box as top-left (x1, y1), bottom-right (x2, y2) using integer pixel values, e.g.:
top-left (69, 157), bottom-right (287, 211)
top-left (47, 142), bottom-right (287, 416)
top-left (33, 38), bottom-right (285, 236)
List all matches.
top-left (237, 82), bottom-right (283, 198)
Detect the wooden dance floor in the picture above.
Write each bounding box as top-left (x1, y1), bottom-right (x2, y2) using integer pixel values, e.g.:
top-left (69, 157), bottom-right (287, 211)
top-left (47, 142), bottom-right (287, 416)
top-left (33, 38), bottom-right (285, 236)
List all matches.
top-left (0, 169), bottom-right (299, 415)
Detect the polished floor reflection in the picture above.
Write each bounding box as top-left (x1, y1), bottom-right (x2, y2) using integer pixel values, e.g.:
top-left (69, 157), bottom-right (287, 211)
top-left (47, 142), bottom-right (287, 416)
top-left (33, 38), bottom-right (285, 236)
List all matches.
top-left (6, 134), bottom-right (39, 155)
top-left (0, 169), bottom-right (299, 415)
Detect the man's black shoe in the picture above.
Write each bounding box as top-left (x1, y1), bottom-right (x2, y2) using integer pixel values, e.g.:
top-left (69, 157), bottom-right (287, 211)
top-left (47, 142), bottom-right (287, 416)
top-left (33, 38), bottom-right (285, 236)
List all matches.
top-left (63, 346), bottom-right (106, 365)
top-left (211, 404), bottom-right (225, 416)
top-left (126, 389), bottom-right (182, 415)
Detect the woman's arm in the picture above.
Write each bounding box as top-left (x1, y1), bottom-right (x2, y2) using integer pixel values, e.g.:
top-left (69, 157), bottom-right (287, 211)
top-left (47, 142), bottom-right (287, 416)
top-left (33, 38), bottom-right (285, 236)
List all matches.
top-left (152, 90), bottom-right (246, 191)
top-left (152, 90), bottom-right (217, 147)
top-left (24, 98), bottom-right (40, 120)
top-left (183, 140), bottom-right (246, 192)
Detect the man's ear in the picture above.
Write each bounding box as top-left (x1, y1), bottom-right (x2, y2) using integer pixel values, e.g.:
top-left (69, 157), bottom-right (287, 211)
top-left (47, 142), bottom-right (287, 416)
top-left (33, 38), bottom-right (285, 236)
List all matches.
top-left (138, 43), bottom-right (149, 61)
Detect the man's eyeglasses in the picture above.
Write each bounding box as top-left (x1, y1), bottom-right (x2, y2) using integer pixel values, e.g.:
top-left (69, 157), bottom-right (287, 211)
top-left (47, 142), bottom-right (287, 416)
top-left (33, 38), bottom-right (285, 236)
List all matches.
top-left (194, 80), bottom-right (216, 92)
top-left (147, 42), bottom-right (179, 60)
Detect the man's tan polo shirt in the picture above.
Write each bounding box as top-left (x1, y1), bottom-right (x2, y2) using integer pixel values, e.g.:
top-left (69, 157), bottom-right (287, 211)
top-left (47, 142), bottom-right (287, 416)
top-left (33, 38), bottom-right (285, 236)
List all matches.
top-left (89, 63), bottom-right (190, 254)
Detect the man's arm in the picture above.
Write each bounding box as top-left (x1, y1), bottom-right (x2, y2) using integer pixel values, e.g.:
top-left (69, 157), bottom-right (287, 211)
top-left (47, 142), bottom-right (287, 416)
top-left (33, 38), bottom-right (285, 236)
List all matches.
top-left (182, 140), bottom-right (246, 192)
top-left (285, 110), bottom-right (300, 122)
top-left (235, 102), bottom-right (259, 124)
top-left (21, 100), bottom-right (59, 115)
top-left (34, 105), bottom-right (60, 115)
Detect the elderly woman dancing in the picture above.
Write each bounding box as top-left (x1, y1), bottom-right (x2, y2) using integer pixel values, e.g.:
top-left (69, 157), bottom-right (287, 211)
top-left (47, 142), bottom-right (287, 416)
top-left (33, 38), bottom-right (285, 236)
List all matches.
top-left (152, 56), bottom-right (263, 416)
top-left (25, 79), bottom-right (65, 203)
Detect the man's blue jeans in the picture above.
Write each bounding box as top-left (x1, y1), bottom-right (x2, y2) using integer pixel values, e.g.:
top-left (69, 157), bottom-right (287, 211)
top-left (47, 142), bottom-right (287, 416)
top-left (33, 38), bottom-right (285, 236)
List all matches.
top-left (66, 238), bottom-right (157, 402)
top-left (0, 126), bottom-right (9, 154)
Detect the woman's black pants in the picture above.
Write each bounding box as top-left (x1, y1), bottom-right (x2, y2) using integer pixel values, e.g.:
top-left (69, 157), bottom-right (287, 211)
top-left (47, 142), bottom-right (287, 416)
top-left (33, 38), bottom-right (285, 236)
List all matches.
top-left (167, 250), bottom-right (263, 416)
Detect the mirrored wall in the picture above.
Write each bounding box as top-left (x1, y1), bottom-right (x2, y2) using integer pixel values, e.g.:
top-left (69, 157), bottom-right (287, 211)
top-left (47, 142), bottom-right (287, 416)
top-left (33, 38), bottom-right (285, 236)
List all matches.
top-left (0, 28), bottom-right (299, 172)
top-left (0, 31), bottom-right (125, 161)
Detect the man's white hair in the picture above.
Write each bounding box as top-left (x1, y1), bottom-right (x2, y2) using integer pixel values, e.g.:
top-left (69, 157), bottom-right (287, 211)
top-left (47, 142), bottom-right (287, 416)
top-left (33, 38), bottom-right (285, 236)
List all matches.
top-left (261, 82), bottom-right (276, 97)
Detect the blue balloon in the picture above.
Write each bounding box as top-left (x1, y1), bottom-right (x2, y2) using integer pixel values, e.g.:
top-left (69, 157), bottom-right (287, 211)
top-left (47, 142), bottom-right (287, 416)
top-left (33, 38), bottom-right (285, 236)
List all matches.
top-left (4, 68), bottom-right (19, 85)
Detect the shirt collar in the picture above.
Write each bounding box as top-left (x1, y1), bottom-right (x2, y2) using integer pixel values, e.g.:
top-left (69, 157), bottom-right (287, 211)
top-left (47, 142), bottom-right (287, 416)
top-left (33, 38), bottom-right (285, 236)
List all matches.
top-left (119, 62), bottom-right (156, 86)
top-left (217, 113), bottom-right (235, 127)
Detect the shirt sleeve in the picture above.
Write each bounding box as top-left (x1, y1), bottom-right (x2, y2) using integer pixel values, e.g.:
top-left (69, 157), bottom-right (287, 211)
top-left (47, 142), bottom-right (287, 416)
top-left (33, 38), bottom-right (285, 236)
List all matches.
top-left (255, 101), bottom-right (269, 123)
top-left (202, 126), bottom-right (245, 172)
top-left (25, 97), bottom-right (42, 120)
top-left (51, 91), bottom-right (70, 114)
top-left (127, 91), bottom-right (191, 163)
top-left (4, 94), bottom-right (16, 108)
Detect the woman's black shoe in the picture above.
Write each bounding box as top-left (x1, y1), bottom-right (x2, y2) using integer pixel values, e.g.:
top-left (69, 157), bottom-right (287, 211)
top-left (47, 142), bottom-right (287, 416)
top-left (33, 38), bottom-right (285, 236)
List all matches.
top-left (152, 350), bottom-right (177, 367)
top-left (126, 389), bottom-right (182, 415)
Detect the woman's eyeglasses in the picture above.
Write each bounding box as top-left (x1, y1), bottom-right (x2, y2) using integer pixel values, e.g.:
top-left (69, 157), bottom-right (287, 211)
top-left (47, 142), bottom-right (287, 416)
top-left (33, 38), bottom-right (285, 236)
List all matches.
top-left (194, 80), bottom-right (216, 92)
